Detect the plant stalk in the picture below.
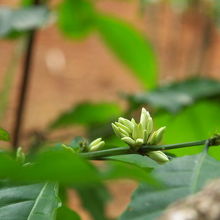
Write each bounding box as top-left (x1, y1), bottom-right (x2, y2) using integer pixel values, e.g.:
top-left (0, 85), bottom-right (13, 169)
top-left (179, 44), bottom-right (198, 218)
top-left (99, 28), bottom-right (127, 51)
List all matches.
top-left (81, 139), bottom-right (214, 160)
top-left (12, 0), bottom-right (41, 149)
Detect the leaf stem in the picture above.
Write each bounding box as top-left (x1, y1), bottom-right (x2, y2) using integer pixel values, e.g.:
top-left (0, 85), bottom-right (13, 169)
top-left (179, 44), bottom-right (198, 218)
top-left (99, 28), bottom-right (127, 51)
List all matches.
top-left (81, 139), bottom-right (216, 160)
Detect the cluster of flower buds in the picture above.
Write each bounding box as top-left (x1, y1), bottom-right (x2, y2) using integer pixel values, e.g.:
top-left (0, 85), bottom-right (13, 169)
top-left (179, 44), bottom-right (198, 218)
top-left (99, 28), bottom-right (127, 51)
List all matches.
top-left (88, 138), bottom-right (105, 152)
top-left (112, 108), bottom-right (169, 164)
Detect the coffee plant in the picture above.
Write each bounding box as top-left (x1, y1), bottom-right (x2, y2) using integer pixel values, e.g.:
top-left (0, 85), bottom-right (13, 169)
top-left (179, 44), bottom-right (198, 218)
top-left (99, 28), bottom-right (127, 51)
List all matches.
top-left (1, 0), bottom-right (220, 219)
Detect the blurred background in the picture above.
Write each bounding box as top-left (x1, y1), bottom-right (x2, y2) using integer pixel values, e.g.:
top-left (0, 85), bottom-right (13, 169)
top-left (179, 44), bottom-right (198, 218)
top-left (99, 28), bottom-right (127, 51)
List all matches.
top-left (1, 0), bottom-right (220, 219)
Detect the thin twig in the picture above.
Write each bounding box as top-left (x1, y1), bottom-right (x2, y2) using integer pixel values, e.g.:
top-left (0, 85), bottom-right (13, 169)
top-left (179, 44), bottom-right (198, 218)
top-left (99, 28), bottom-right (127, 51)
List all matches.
top-left (81, 139), bottom-right (211, 160)
top-left (12, 0), bottom-right (41, 149)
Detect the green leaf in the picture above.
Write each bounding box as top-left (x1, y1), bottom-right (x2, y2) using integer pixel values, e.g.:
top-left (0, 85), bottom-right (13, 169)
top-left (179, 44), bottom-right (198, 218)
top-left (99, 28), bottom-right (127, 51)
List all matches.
top-left (0, 128), bottom-right (10, 141)
top-left (127, 78), bottom-right (220, 113)
top-left (154, 100), bottom-right (220, 156)
top-left (57, 206), bottom-right (81, 220)
top-left (0, 182), bottom-right (60, 220)
top-left (75, 183), bottom-right (110, 220)
top-left (96, 14), bottom-right (157, 89)
top-left (21, 149), bottom-right (101, 185)
top-left (107, 154), bottom-right (158, 171)
top-left (102, 160), bottom-right (156, 184)
top-left (120, 152), bottom-right (220, 220)
top-left (50, 102), bottom-right (122, 129)
top-left (0, 149), bottom-right (154, 184)
top-left (0, 6), bottom-right (49, 37)
top-left (57, 0), bottom-right (96, 38)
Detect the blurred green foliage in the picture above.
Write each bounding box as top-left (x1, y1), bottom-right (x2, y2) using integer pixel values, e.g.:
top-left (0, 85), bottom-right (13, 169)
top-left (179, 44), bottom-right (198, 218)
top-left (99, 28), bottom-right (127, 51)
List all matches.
top-left (0, 127), bottom-right (10, 141)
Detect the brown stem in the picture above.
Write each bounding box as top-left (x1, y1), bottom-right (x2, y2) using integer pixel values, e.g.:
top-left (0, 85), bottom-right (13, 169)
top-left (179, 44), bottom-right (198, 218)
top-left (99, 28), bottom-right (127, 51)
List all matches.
top-left (12, 0), bottom-right (41, 149)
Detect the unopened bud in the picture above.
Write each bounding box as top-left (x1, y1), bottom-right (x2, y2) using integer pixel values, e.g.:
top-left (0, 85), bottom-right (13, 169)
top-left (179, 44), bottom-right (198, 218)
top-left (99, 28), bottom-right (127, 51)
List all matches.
top-left (90, 141), bottom-right (105, 152)
top-left (148, 126), bottom-right (166, 145)
top-left (121, 137), bottom-right (136, 146)
top-left (147, 151), bottom-right (169, 164)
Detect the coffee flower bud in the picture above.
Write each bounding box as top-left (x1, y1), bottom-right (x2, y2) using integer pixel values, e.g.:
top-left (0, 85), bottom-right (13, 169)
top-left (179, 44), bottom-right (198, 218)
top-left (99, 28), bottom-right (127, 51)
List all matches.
top-left (112, 107), bottom-right (169, 163)
top-left (147, 151), bottom-right (169, 164)
top-left (148, 126), bottom-right (166, 145)
top-left (89, 138), bottom-right (105, 152)
top-left (112, 108), bottom-right (165, 147)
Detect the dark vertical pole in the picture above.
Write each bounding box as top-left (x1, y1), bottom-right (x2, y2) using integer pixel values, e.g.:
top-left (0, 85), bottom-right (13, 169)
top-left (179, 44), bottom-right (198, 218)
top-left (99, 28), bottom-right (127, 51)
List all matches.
top-left (12, 0), bottom-right (41, 149)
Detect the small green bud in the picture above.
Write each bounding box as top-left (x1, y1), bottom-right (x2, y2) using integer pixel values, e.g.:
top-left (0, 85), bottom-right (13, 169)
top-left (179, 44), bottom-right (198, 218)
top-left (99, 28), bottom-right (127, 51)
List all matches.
top-left (121, 137), bottom-right (136, 146)
top-left (118, 117), bottom-right (134, 130)
top-left (131, 118), bottom-right (137, 126)
top-left (136, 138), bottom-right (144, 145)
top-left (90, 141), bottom-right (105, 152)
top-left (146, 117), bottom-right (153, 135)
top-left (118, 127), bottom-right (130, 137)
top-left (89, 138), bottom-right (102, 147)
top-left (112, 123), bottom-right (122, 137)
top-left (148, 126), bottom-right (166, 145)
top-left (136, 123), bottom-right (145, 139)
top-left (132, 123), bottom-right (139, 140)
top-left (16, 147), bottom-right (25, 164)
top-left (140, 108), bottom-right (151, 129)
top-left (147, 151), bottom-right (169, 164)
top-left (115, 122), bottom-right (131, 134)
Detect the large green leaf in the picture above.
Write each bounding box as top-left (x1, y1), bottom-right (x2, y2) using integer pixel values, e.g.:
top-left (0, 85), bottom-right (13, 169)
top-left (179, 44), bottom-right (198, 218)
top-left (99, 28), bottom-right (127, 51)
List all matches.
top-left (50, 102), bottom-right (122, 129)
top-left (127, 78), bottom-right (220, 113)
top-left (57, 206), bottom-right (81, 220)
top-left (0, 128), bottom-right (10, 141)
top-left (107, 154), bottom-right (158, 171)
top-left (75, 184), bottom-right (110, 220)
top-left (0, 149), bottom-right (154, 185)
top-left (57, 0), bottom-right (96, 38)
top-left (0, 6), bottom-right (49, 37)
top-left (120, 152), bottom-right (220, 220)
top-left (0, 182), bottom-right (60, 220)
top-left (96, 14), bottom-right (157, 89)
top-left (154, 100), bottom-right (220, 156)
top-left (102, 160), bottom-right (156, 184)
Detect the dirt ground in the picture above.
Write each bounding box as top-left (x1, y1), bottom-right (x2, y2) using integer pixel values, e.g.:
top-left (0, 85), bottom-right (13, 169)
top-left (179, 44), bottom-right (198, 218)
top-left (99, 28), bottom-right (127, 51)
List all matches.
top-left (1, 0), bottom-right (220, 219)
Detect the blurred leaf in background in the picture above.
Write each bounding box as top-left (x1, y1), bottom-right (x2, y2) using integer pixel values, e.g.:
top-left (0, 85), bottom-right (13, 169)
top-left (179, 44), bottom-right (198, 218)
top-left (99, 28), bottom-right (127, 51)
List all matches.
top-left (50, 102), bottom-right (122, 129)
top-left (155, 100), bottom-right (220, 156)
top-left (0, 128), bottom-right (10, 141)
top-left (57, 0), bottom-right (96, 38)
top-left (0, 6), bottom-right (49, 37)
top-left (96, 14), bottom-right (157, 89)
top-left (126, 78), bottom-right (220, 113)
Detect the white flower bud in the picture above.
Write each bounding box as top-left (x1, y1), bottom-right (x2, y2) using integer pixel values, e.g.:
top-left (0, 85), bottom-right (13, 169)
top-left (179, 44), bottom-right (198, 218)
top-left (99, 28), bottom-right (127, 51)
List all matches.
top-left (112, 123), bottom-right (122, 137)
top-left (89, 138), bottom-right (102, 147)
top-left (118, 117), bottom-right (134, 130)
top-left (132, 123), bottom-right (139, 140)
top-left (148, 126), bottom-right (166, 145)
top-left (146, 117), bottom-right (153, 134)
top-left (121, 137), bottom-right (136, 146)
top-left (140, 108), bottom-right (151, 129)
top-left (115, 122), bottom-right (131, 134)
top-left (90, 141), bottom-right (105, 152)
top-left (136, 138), bottom-right (144, 145)
top-left (136, 123), bottom-right (145, 139)
top-left (147, 151), bottom-right (169, 164)
top-left (131, 118), bottom-right (137, 126)
top-left (118, 127), bottom-right (130, 137)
